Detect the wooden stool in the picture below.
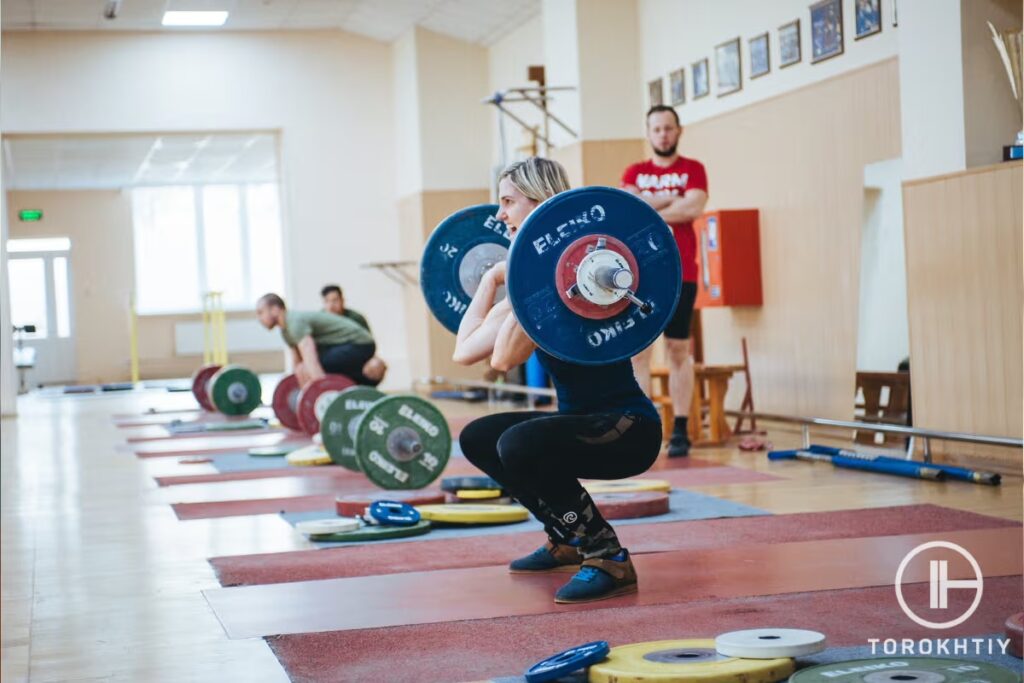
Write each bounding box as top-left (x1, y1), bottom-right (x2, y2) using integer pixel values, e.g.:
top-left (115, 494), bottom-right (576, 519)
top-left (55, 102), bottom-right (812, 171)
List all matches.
top-left (688, 365), bottom-right (735, 446)
top-left (650, 367), bottom-right (672, 440)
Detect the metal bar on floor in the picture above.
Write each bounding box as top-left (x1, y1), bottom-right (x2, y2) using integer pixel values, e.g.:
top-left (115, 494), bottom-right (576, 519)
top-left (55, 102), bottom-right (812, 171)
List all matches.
top-left (725, 410), bottom-right (1022, 449)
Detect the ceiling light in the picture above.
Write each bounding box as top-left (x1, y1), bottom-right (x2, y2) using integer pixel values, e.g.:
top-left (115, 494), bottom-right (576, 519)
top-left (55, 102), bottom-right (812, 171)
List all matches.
top-left (161, 11), bottom-right (229, 27)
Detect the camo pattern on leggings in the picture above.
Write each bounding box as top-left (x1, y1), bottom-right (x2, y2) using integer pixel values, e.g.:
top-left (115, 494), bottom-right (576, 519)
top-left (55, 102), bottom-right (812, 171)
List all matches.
top-left (540, 489), bottom-right (622, 559)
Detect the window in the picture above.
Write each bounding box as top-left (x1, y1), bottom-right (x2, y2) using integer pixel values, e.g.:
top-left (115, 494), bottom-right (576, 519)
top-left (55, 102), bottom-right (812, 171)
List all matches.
top-left (131, 184), bottom-right (284, 314)
top-left (7, 238), bottom-right (74, 341)
top-left (8, 258), bottom-right (49, 339)
top-left (53, 256), bottom-right (71, 338)
top-left (7, 237), bottom-right (71, 253)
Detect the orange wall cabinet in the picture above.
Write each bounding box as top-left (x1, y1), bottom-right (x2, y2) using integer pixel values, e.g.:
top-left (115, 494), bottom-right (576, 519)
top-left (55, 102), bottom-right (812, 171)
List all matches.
top-left (694, 209), bottom-right (763, 308)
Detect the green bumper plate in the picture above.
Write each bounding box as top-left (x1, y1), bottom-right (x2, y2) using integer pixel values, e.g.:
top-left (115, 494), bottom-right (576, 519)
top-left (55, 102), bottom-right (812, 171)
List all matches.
top-left (320, 386), bottom-right (385, 471)
top-left (790, 658), bottom-right (1020, 683)
top-left (353, 395), bottom-right (451, 490)
top-left (208, 365), bottom-right (262, 415)
top-left (309, 519), bottom-right (432, 542)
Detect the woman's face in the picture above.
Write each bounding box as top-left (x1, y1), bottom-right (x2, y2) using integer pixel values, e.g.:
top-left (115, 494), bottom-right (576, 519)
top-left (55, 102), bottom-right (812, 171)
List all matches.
top-left (496, 177), bottom-right (539, 239)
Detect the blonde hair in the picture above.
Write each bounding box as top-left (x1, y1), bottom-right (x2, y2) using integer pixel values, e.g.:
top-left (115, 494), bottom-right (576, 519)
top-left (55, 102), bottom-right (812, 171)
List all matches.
top-left (498, 157), bottom-right (571, 202)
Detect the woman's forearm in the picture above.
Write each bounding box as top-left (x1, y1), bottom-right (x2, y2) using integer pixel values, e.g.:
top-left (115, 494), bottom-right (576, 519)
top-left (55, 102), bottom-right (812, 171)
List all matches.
top-left (491, 310), bottom-right (536, 372)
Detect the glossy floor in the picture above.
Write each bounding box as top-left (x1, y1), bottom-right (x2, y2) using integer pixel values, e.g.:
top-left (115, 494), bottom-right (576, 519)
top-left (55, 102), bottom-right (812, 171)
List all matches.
top-left (2, 388), bottom-right (1020, 682)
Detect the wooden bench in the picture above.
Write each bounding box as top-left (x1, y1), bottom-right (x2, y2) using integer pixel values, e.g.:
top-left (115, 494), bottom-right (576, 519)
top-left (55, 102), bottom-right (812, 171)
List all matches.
top-left (854, 371), bottom-right (910, 445)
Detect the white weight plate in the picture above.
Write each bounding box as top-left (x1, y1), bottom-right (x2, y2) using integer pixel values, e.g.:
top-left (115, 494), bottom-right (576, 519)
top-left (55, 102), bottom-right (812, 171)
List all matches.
top-left (295, 517), bottom-right (361, 537)
top-left (715, 628), bottom-right (826, 659)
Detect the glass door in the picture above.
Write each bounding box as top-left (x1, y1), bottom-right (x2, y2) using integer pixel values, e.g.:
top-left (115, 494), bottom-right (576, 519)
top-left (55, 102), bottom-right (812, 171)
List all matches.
top-left (8, 238), bottom-right (76, 387)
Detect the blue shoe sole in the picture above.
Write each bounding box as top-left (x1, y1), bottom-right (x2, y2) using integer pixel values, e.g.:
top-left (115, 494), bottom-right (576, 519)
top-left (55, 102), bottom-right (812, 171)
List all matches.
top-left (553, 582), bottom-right (638, 604)
top-left (509, 564), bottom-right (580, 574)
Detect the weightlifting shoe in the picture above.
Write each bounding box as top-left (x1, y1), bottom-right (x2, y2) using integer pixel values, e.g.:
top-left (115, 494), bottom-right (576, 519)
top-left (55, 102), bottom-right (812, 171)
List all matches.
top-left (509, 540), bottom-right (582, 574)
top-left (554, 549), bottom-right (638, 603)
top-left (667, 430), bottom-right (690, 458)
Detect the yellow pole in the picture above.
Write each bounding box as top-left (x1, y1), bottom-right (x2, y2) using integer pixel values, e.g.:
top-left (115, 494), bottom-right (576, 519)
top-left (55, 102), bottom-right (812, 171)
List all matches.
top-left (218, 292), bottom-right (228, 365)
top-left (221, 294), bottom-right (229, 368)
top-left (129, 292), bottom-right (140, 384)
top-left (202, 292), bottom-right (211, 365)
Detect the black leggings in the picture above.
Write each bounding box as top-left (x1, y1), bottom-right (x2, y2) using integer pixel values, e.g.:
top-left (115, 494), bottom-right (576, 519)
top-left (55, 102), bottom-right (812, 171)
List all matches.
top-left (317, 342), bottom-right (379, 386)
top-left (459, 411), bottom-right (662, 558)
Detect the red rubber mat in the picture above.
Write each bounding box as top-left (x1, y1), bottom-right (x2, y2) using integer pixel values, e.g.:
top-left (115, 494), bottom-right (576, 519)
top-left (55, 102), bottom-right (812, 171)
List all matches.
top-left (133, 433), bottom-right (309, 458)
top-left (267, 577), bottom-right (1023, 683)
top-left (115, 411), bottom-right (215, 427)
top-left (124, 425), bottom-right (278, 443)
top-left (203, 527), bottom-right (1022, 638)
top-left (154, 456), bottom-right (484, 487)
top-left (210, 504), bottom-right (1020, 587)
top-left (174, 494), bottom-right (338, 520)
top-left (112, 408), bottom-right (207, 421)
top-left (167, 462), bottom-right (775, 501)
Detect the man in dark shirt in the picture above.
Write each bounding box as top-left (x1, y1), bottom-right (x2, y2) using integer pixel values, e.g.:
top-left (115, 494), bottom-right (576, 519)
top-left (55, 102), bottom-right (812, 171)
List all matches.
top-left (321, 285), bottom-right (370, 331)
top-left (320, 284), bottom-right (387, 383)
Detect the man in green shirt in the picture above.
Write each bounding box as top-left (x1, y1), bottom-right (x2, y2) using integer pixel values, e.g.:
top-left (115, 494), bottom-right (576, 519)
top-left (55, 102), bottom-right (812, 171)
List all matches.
top-left (256, 293), bottom-right (382, 387)
top-left (320, 284), bottom-right (387, 383)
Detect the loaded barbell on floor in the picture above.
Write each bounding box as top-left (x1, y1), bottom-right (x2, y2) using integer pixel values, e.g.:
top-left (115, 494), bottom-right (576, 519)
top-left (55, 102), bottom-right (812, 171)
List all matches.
top-left (318, 387), bottom-right (452, 490)
top-left (420, 187), bottom-right (681, 364)
top-left (189, 363), bottom-right (262, 415)
top-left (267, 372), bottom-right (452, 489)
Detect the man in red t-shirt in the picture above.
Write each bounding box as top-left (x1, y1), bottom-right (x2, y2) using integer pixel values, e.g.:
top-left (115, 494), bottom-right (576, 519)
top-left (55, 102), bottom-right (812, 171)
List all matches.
top-left (621, 105), bottom-right (709, 457)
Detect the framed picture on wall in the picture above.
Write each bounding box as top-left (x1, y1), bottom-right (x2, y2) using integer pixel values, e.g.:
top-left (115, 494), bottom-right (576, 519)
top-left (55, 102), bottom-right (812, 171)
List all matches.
top-left (648, 78), bottom-right (664, 107)
top-left (692, 58), bottom-right (710, 99)
top-left (669, 68), bottom-right (686, 105)
top-left (810, 0), bottom-right (844, 63)
top-left (779, 19), bottom-right (802, 67)
top-left (715, 38), bottom-right (742, 96)
top-left (749, 33), bottom-right (770, 78)
top-left (855, 0), bottom-right (882, 39)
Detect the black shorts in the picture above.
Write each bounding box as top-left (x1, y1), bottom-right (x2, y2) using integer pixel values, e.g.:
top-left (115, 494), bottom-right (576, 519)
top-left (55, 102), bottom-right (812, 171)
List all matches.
top-left (316, 342), bottom-right (378, 386)
top-left (663, 281), bottom-right (698, 340)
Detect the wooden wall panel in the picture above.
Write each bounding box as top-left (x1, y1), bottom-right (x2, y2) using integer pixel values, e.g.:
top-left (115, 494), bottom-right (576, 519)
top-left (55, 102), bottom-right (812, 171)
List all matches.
top-left (551, 139), bottom-right (646, 188)
top-left (669, 59), bottom-right (903, 420)
top-left (902, 161), bottom-right (1023, 472)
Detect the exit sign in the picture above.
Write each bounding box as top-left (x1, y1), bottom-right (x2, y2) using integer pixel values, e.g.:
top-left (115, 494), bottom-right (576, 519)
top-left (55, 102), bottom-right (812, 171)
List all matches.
top-left (18, 210), bottom-right (43, 222)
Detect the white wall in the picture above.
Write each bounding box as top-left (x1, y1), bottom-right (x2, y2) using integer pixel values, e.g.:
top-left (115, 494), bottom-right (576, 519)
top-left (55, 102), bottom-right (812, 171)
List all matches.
top-left (393, 30), bottom-right (424, 200)
top-left (0, 143), bottom-right (16, 414)
top-left (392, 27), bottom-right (491, 196)
top-left (898, 0), bottom-right (967, 180)
top-left (487, 15), bottom-right (545, 172)
top-left (415, 28), bottom-right (491, 192)
top-left (542, 0), bottom-right (582, 147)
top-left (576, 0), bottom-right (644, 140)
top-left (1, 31), bottom-right (413, 389)
top-left (857, 158), bottom-right (909, 371)
top-left (638, 0), bottom-right (899, 128)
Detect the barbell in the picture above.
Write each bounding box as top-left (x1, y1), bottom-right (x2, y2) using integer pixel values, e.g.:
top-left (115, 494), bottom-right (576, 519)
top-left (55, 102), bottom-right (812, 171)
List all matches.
top-left (190, 363), bottom-right (262, 415)
top-left (420, 186), bottom-right (681, 365)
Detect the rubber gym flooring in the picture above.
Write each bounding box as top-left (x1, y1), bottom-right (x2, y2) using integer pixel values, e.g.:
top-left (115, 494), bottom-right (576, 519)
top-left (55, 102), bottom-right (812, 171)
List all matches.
top-left (1, 384), bottom-right (1020, 682)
